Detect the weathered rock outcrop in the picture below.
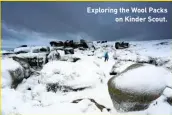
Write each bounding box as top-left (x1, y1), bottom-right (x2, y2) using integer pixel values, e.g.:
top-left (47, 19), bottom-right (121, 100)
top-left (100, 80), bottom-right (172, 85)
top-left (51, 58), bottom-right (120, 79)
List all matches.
top-left (12, 56), bottom-right (32, 78)
top-left (80, 39), bottom-right (89, 48)
top-left (64, 47), bottom-right (74, 54)
top-left (108, 63), bottom-right (172, 112)
top-left (50, 41), bottom-right (64, 47)
top-left (49, 39), bottom-right (93, 50)
top-left (47, 50), bottom-right (61, 61)
top-left (163, 87), bottom-right (172, 105)
top-left (2, 58), bottom-right (25, 89)
top-left (115, 42), bottom-right (129, 49)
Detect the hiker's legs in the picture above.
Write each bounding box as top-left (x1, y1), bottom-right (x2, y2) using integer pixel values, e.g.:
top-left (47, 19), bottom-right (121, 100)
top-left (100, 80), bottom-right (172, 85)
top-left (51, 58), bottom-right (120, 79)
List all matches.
top-left (105, 57), bottom-right (107, 62)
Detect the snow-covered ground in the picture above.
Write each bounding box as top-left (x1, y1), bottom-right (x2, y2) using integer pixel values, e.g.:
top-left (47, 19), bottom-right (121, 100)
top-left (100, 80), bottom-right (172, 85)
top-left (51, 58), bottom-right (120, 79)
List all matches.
top-left (2, 39), bottom-right (172, 115)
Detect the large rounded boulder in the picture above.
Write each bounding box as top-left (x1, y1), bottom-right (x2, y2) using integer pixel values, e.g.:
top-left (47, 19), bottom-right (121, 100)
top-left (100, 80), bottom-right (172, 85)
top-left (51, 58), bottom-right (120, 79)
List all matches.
top-left (108, 63), bottom-right (172, 112)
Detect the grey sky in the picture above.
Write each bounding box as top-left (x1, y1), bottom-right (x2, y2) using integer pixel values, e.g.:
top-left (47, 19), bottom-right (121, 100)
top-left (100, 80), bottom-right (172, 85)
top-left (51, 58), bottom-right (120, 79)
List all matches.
top-left (2, 2), bottom-right (172, 48)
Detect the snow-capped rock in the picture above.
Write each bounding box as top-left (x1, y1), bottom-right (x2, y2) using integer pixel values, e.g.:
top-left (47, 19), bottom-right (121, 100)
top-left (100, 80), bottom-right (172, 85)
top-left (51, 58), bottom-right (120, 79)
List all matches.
top-left (108, 63), bottom-right (172, 112)
top-left (163, 87), bottom-right (172, 105)
top-left (110, 61), bottom-right (135, 75)
top-left (14, 46), bottom-right (50, 54)
top-left (10, 52), bottom-right (48, 69)
top-left (14, 47), bottom-right (31, 53)
top-left (2, 58), bottom-right (25, 88)
top-left (60, 55), bottom-right (80, 62)
top-left (64, 47), bottom-right (74, 54)
top-left (47, 50), bottom-right (60, 61)
top-left (12, 56), bottom-right (32, 78)
top-left (40, 59), bottom-right (105, 91)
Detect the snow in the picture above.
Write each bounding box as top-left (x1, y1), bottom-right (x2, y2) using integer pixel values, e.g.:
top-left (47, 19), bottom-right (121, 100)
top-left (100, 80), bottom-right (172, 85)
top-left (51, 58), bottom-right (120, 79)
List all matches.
top-left (147, 95), bottom-right (172, 115)
top-left (2, 58), bottom-right (24, 88)
top-left (2, 39), bottom-right (172, 115)
top-left (114, 64), bottom-right (171, 94)
top-left (40, 59), bottom-right (106, 87)
top-left (2, 58), bottom-right (22, 71)
top-left (163, 87), bottom-right (172, 98)
top-left (147, 102), bottom-right (172, 115)
top-left (2, 70), bottom-right (12, 88)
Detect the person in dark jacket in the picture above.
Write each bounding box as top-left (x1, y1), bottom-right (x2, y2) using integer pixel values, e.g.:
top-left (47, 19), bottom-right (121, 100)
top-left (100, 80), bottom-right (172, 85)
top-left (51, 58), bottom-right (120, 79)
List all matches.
top-left (104, 51), bottom-right (109, 62)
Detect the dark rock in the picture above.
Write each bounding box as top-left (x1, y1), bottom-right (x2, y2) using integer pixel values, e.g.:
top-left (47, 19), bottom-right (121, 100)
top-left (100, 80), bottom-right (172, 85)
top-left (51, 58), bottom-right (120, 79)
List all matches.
top-left (32, 49), bottom-right (40, 53)
top-left (80, 39), bottom-right (89, 48)
top-left (72, 99), bottom-right (83, 103)
top-left (167, 98), bottom-right (172, 105)
top-left (50, 39), bottom-right (91, 49)
top-left (64, 40), bottom-right (74, 48)
top-left (12, 55), bottom-right (47, 70)
top-left (148, 58), bottom-right (157, 65)
top-left (15, 51), bottom-right (28, 54)
top-left (79, 47), bottom-right (86, 50)
top-left (27, 87), bottom-right (32, 90)
top-left (109, 72), bottom-right (117, 75)
top-left (17, 45), bottom-right (27, 48)
top-left (5, 59), bottom-right (25, 89)
top-left (64, 48), bottom-right (74, 54)
top-left (115, 42), bottom-right (120, 49)
top-left (71, 57), bottom-right (80, 62)
top-left (73, 42), bottom-right (81, 48)
top-left (46, 83), bottom-right (91, 93)
top-left (115, 42), bottom-right (129, 49)
top-left (50, 41), bottom-right (64, 47)
top-left (71, 98), bottom-right (111, 112)
top-left (156, 42), bottom-right (168, 46)
top-left (2, 52), bottom-right (14, 55)
top-left (51, 46), bottom-right (64, 51)
top-left (92, 45), bottom-right (96, 50)
top-left (40, 47), bottom-right (50, 53)
top-left (163, 86), bottom-right (172, 105)
top-left (12, 47), bottom-right (50, 70)
top-left (60, 56), bottom-right (81, 62)
top-left (101, 41), bottom-right (107, 43)
top-left (9, 68), bottom-right (24, 89)
top-left (48, 50), bottom-right (61, 61)
top-left (12, 56), bottom-right (32, 79)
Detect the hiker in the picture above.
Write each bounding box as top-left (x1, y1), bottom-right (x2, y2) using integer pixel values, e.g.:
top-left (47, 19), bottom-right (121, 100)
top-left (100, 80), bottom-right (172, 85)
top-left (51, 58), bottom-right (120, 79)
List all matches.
top-left (104, 51), bottom-right (109, 62)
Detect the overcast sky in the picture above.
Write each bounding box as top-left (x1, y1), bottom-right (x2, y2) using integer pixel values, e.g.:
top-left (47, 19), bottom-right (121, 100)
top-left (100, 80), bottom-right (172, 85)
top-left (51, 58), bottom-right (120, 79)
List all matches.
top-left (2, 2), bottom-right (172, 49)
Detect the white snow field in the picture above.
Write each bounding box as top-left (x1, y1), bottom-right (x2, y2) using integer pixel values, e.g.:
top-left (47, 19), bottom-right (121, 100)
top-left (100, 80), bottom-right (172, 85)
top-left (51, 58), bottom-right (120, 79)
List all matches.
top-left (2, 39), bottom-right (172, 115)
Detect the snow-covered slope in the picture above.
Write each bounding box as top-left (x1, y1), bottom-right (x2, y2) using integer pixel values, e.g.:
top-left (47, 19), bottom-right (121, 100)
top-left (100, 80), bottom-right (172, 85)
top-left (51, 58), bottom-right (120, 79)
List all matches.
top-left (2, 39), bottom-right (172, 115)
